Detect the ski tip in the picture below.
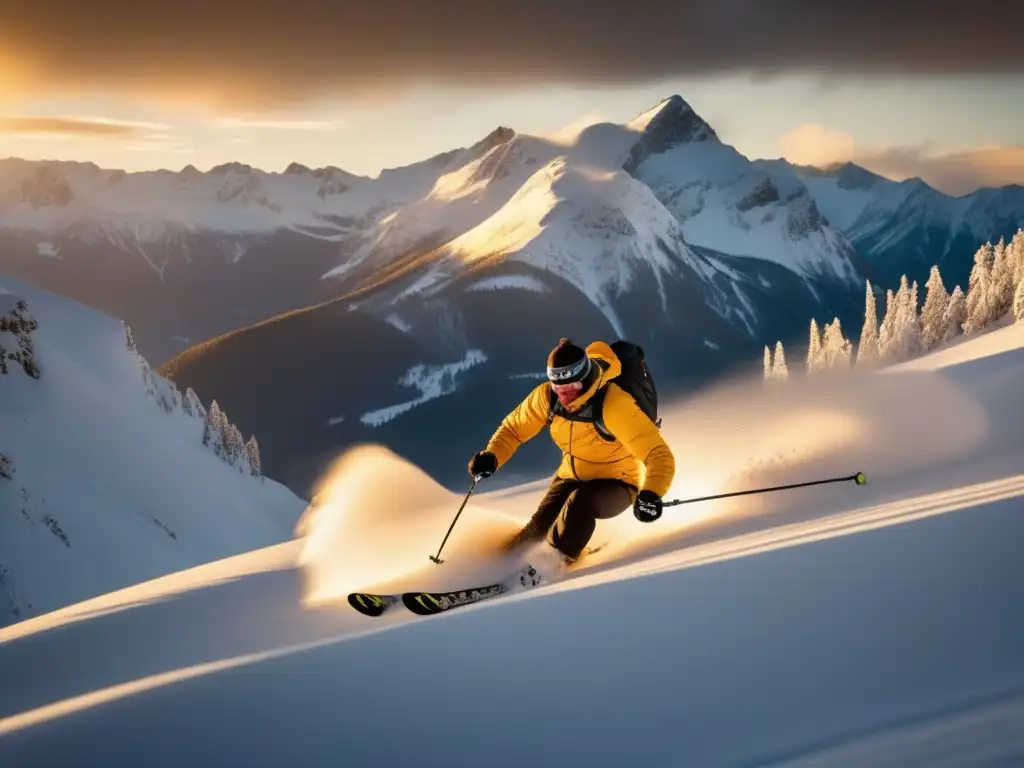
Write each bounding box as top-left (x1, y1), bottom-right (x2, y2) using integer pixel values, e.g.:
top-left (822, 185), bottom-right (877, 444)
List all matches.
top-left (347, 592), bottom-right (394, 618)
top-left (854, 471), bottom-right (867, 486)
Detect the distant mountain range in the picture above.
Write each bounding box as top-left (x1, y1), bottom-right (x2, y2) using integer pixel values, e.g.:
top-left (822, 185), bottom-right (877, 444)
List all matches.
top-left (783, 160), bottom-right (1024, 291)
top-left (2, 96), bottom-right (1021, 498)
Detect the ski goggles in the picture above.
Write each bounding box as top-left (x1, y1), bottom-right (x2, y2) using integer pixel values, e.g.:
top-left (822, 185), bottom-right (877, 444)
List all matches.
top-left (546, 355), bottom-right (591, 384)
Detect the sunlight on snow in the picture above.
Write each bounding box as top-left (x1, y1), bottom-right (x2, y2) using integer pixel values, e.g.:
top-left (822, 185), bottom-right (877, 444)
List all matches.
top-left (294, 361), bottom-right (988, 606)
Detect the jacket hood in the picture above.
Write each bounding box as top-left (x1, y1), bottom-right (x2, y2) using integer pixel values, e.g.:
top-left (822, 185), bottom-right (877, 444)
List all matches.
top-left (562, 341), bottom-right (620, 412)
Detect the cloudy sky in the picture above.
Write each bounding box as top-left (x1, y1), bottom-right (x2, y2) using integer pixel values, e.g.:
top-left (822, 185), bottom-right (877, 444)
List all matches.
top-left (1, 0), bottom-right (1022, 195)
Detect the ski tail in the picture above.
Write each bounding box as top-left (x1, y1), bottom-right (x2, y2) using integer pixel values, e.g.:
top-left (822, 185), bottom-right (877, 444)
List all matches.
top-left (347, 591), bottom-right (400, 617)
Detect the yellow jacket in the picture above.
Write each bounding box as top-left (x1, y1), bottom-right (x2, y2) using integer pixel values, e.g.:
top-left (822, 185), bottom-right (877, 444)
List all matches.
top-left (485, 341), bottom-right (675, 497)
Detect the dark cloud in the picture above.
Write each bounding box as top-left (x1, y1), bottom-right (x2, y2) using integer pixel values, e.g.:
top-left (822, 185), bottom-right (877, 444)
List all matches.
top-left (2, 1), bottom-right (1022, 108)
top-left (0, 117), bottom-right (146, 137)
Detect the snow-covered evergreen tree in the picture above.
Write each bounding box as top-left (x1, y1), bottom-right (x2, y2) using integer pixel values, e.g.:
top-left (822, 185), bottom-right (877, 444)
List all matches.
top-left (990, 237), bottom-right (1014, 319)
top-left (216, 408), bottom-right (233, 460)
top-left (184, 388), bottom-right (205, 420)
top-left (1010, 229), bottom-right (1024, 287)
top-left (227, 424), bottom-right (246, 469)
top-left (901, 279), bottom-right (922, 359)
top-left (2, 300), bottom-right (41, 379)
top-left (878, 276), bottom-right (921, 364)
top-left (806, 318), bottom-right (825, 374)
top-left (204, 400), bottom-right (223, 449)
top-left (123, 322), bottom-right (136, 351)
top-left (963, 243), bottom-right (995, 334)
top-left (821, 318), bottom-right (853, 370)
top-left (942, 286), bottom-right (967, 344)
top-left (763, 346), bottom-right (772, 380)
top-left (772, 341), bottom-right (788, 380)
top-left (855, 280), bottom-right (879, 368)
top-left (876, 288), bottom-right (896, 363)
top-left (920, 265), bottom-right (950, 352)
top-left (245, 436), bottom-right (263, 480)
top-left (1014, 275), bottom-right (1024, 323)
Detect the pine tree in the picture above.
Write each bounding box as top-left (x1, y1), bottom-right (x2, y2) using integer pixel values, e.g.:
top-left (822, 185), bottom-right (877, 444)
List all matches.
top-left (806, 318), bottom-right (824, 374)
top-left (900, 278), bottom-right (922, 359)
top-left (821, 318), bottom-right (853, 370)
top-left (228, 424), bottom-right (246, 469)
top-left (773, 341), bottom-right (788, 380)
top-left (1014, 275), bottom-right (1024, 323)
top-left (877, 288), bottom-right (896, 363)
top-left (942, 286), bottom-right (967, 344)
top-left (184, 388), bottom-right (205, 420)
top-left (1010, 229), bottom-right (1024, 287)
top-left (245, 436), bottom-right (263, 479)
top-left (963, 243), bottom-right (994, 334)
top-left (763, 345), bottom-right (773, 380)
top-left (920, 265), bottom-right (950, 352)
top-left (124, 322), bottom-right (136, 351)
top-left (217, 408), bottom-right (233, 461)
top-left (204, 400), bottom-right (223, 448)
top-left (856, 280), bottom-right (879, 368)
top-left (990, 237), bottom-right (1014, 319)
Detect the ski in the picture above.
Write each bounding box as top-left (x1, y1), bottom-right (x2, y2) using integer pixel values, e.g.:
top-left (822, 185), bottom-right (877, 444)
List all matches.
top-left (347, 564), bottom-right (542, 618)
top-left (402, 564), bottom-right (542, 616)
top-left (347, 591), bottom-right (400, 617)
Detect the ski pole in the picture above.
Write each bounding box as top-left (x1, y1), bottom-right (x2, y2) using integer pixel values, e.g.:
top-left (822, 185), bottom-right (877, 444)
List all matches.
top-left (429, 475), bottom-right (483, 564)
top-left (664, 471), bottom-right (866, 507)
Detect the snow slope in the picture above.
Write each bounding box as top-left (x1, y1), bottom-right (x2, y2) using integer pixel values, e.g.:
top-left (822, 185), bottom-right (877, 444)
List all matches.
top-left (0, 273), bottom-right (305, 625)
top-left (2, 317), bottom-right (1022, 764)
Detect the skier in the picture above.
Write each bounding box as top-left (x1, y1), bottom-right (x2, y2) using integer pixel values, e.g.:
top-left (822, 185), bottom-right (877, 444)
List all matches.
top-left (467, 338), bottom-right (675, 565)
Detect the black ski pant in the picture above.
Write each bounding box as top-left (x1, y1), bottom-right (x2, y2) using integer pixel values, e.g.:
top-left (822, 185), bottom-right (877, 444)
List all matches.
top-left (517, 477), bottom-right (635, 559)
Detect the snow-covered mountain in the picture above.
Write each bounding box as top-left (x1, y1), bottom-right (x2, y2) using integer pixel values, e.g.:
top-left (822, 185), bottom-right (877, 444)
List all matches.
top-left (324, 97), bottom-right (863, 311)
top-left (780, 160), bottom-right (1024, 291)
top-left (0, 273), bottom-right (305, 626)
top-left (0, 131), bottom-right (514, 363)
top-left (3, 317), bottom-right (1022, 765)
top-left (158, 97), bottom-right (873, 497)
top-left (0, 98), bottom-right (867, 365)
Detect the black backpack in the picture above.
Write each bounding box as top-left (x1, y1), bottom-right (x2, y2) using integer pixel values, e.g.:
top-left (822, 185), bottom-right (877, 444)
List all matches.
top-left (546, 340), bottom-right (660, 442)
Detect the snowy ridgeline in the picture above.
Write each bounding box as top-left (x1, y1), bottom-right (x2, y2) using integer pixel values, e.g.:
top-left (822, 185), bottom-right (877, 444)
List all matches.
top-left (0, 278), bottom-right (303, 625)
top-left (125, 324), bottom-right (263, 479)
top-left (764, 229), bottom-right (1024, 379)
top-left (354, 350), bottom-right (487, 427)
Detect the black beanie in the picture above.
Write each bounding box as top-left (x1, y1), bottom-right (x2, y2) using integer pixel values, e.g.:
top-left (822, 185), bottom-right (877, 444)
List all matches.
top-left (546, 338), bottom-right (590, 384)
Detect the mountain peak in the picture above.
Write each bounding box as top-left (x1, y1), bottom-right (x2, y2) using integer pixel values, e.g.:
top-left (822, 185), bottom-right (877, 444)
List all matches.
top-left (467, 126), bottom-right (516, 159)
top-left (622, 95), bottom-right (718, 174)
top-left (827, 161), bottom-right (888, 191)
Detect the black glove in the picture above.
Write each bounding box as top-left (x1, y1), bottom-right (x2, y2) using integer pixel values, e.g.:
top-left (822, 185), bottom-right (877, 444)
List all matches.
top-left (468, 450), bottom-right (498, 479)
top-left (633, 490), bottom-right (663, 523)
